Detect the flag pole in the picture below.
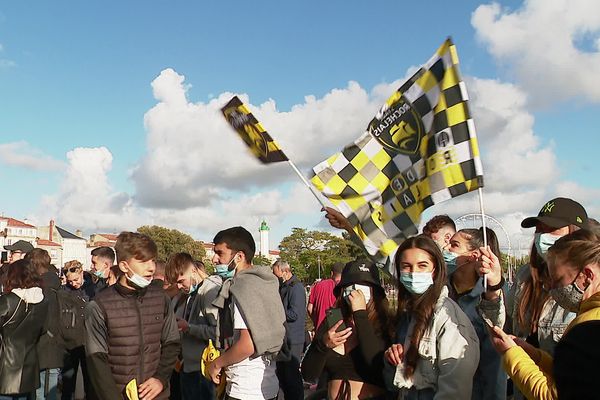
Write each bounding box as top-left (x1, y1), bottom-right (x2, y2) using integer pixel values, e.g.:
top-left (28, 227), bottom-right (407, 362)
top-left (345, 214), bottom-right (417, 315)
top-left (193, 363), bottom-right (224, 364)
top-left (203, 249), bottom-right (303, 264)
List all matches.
top-left (287, 159), bottom-right (328, 208)
top-left (477, 187), bottom-right (489, 290)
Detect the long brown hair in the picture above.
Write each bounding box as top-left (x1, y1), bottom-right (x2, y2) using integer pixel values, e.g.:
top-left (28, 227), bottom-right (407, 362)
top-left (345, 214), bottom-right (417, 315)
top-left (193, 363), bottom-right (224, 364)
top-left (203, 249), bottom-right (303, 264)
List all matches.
top-left (394, 235), bottom-right (447, 378)
top-left (517, 224), bottom-right (580, 334)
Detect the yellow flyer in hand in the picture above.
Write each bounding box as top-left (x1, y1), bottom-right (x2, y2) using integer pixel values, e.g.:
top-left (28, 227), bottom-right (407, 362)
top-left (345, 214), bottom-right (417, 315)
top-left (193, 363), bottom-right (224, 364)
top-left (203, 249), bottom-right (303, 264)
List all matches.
top-left (201, 339), bottom-right (226, 398)
top-left (201, 339), bottom-right (220, 380)
top-left (125, 379), bottom-right (139, 400)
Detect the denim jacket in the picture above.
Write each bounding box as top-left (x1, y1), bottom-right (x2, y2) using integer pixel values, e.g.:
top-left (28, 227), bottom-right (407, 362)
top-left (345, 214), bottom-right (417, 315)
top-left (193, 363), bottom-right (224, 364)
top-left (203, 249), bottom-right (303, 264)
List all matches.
top-left (384, 287), bottom-right (480, 400)
top-left (448, 277), bottom-right (507, 400)
top-left (506, 264), bottom-right (575, 355)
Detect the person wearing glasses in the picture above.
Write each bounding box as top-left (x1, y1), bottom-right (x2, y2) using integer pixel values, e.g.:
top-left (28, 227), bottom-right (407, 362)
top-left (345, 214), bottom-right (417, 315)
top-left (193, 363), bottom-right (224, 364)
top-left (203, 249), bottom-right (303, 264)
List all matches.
top-left (3, 240), bottom-right (34, 264)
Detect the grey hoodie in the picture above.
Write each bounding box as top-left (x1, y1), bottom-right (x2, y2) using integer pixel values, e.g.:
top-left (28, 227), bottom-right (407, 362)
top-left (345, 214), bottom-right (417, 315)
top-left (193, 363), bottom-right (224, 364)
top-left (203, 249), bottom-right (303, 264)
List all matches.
top-left (180, 274), bottom-right (222, 373)
top-left (214, 265), bottom-right (286, 357)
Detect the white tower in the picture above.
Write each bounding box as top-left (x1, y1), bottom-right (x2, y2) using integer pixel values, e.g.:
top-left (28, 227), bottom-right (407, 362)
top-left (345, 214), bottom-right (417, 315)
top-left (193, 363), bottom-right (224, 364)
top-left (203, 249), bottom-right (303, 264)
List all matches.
top-left (259, 220), bottom-right (270, 256)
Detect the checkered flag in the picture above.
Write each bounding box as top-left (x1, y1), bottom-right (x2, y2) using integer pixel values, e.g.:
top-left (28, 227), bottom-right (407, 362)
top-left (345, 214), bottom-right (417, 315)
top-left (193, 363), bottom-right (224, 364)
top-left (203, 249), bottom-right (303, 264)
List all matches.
top-left (222, 96), bottom-right (289, 164)
top-left (311, 38), bottom-right (484, 259)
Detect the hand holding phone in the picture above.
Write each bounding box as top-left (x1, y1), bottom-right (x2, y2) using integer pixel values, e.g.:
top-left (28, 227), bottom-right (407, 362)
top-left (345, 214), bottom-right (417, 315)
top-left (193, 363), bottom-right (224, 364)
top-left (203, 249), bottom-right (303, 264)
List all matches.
top-left (325, 308), bottom-right (347, 332)
top-left (322, 308), bottom-right (352, 349)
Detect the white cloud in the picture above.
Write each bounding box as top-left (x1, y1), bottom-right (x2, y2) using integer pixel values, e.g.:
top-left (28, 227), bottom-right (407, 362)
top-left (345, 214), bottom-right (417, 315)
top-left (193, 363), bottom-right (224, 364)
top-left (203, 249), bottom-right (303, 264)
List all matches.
top-left (472, 0), bottom-right (600, 105)
top-left (32, 67), bottom-right (600, 249)
top-left (132, 68), bottom-right (381, 209)
top-left (0, 141), bottom-right (64, 171)
top-left (40, 147), bottom-right (143, 232)
top-left (421, 75), bottom-right (599, 255)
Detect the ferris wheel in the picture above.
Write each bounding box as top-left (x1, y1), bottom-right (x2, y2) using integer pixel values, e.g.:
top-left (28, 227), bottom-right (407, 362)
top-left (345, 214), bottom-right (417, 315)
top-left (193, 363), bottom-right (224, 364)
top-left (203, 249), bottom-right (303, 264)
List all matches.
top-left (454, 213), bottom-right (516, 282)
top-left (454, 213), bottom-right (512, 255)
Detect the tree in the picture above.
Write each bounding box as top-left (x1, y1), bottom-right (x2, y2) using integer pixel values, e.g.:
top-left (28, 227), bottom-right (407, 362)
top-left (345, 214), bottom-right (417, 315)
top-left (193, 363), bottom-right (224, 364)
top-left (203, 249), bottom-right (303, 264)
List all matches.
top-left (137, 225), bottom-right (206, 262)
top-left (278, 228), bottom-right (362, 283)
top-left (253, 254), bottom-right (273, 266)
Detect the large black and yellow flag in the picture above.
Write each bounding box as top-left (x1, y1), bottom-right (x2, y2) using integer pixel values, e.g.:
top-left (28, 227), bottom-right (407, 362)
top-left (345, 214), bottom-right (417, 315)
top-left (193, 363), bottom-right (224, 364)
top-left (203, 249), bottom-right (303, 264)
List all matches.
top-left (221, 96), bottom-right (288, 164)
top-left (311, 39), bottom-right (484, 260)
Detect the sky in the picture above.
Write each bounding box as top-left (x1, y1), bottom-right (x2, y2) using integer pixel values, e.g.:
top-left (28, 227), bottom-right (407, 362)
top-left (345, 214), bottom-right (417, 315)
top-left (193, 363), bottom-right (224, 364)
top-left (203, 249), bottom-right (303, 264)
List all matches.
top-left (0, 0), bottom-right (599, 256)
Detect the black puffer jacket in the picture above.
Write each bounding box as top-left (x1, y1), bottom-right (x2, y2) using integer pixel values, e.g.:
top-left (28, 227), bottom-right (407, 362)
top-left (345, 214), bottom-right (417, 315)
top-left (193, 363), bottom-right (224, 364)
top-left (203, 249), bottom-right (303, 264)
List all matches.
top-left (38, 272), bottom-right (67, 369)
top-left (0, 288), bottom-right (49, 394)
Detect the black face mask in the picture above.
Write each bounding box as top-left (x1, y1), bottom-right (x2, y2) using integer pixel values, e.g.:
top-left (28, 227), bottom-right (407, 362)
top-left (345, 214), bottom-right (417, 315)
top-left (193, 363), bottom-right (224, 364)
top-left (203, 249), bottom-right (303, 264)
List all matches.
top-left (277, 276), bottom-right (284, 285)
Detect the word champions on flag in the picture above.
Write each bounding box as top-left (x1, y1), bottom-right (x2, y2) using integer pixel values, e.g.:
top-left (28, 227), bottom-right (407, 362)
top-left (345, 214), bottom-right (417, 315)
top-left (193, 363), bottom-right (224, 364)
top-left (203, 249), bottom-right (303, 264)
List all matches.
top-left (311, 38), bottom-right (484, 260)
top-left (221, 96), bottom-right (288, 163)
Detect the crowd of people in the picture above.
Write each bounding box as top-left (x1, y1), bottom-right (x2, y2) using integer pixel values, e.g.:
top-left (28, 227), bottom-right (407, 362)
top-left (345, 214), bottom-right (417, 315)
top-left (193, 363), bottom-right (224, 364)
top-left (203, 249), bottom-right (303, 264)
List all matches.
top-left (0, 196), bottom-right (598, 400)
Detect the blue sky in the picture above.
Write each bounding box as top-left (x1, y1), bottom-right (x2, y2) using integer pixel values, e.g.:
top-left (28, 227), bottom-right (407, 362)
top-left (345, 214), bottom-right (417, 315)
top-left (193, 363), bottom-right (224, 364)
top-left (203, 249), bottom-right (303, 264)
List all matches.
top-left (0, 0), bottom-right (598, 251)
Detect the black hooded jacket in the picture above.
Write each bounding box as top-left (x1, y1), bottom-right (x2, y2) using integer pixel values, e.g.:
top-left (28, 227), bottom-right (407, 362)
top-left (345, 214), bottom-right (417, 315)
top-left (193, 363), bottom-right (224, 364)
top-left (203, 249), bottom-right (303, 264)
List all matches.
top-left (0, 288), bottom-right (49, 394)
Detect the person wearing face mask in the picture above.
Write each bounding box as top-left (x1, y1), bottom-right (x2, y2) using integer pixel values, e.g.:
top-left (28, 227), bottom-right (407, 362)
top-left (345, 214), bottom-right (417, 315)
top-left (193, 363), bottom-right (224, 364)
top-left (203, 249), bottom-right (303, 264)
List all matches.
top-left (208, 226), bottom-right (286, 400)
top-left (506, 198), bottom-right (588, 363)
top-left (489, 229), bottom-right (600, 400)
top-left (90, 246), bottom-right (115, 293)
top-left (271, 260), bottom-right (306, 400)
top-left (383, 235), bottom-right (480, 400)
top-left (444, 228), bottom-right (507, 400)
top-left (84, 232), bottom-right (180, 400)
top-left (165, 253), bottom-right (221, 400)
top-left (322, 207), bottom-right (458, 278)
top-left (302, 259), bottom-right (392, 400)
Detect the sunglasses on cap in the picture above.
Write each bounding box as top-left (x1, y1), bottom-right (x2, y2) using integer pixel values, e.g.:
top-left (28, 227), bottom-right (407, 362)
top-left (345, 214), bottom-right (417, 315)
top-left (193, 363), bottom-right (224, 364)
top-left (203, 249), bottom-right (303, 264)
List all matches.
top-left (66, 267), bottom-right (81, 273)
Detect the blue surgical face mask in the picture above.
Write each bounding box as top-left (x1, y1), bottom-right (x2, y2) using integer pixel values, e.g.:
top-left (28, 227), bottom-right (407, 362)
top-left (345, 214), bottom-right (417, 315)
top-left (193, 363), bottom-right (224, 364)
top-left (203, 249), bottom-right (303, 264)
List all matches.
top-left (442, 250), bottom-right (459, 275)
top-left (400, 271), bottom-right (434, 295)
top-left (534, 232), bottom-right (562, 261)
top-left (215, 256), bottom-right (237, 279)
top-left (188, 283), bottom-right (199, 294)
top-left (93, 270), bottom-right (106, 279)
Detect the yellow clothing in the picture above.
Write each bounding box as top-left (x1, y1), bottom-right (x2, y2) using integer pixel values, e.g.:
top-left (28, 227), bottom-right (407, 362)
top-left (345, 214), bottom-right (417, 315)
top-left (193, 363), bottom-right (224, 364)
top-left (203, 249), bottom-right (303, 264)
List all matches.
top-left (503, 291), bottom-right (600, 400)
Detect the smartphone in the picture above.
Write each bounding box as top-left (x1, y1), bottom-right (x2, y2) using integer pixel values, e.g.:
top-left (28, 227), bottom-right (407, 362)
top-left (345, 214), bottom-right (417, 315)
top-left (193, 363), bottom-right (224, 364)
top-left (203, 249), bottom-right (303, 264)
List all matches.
top-left (325, 308), bottom-right (347, 332)
top-left (477, 307), bottom-right (495, 329)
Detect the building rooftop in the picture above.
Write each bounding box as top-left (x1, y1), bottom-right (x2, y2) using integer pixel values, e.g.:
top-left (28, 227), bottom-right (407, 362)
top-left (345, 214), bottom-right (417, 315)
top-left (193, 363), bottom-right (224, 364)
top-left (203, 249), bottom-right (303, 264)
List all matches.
top-left (56, 226), bottom-right (85, 240)
top-left (1, 217), bottom-right (35, 228)
top-left (37, 239), bottom-right (61, 247)
top-left (88, 241), bottom-right (115, 248)
top-left (97, 233), bottom-right (118, 241)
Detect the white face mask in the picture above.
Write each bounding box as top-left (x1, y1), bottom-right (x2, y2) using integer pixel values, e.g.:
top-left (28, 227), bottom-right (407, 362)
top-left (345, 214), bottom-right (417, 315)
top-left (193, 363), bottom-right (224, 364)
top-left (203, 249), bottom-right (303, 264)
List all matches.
top-left (534, 232), bottom-right (562, 261)
top-left (343, 284), bottom-right (372, 304)
top-left (126, 267), bottom-right (151, 289)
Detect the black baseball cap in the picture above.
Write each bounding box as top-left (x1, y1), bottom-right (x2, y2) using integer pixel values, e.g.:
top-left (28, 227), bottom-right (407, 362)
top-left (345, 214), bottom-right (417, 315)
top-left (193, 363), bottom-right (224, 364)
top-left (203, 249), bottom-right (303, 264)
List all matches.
top-left (4, 240), bottom-right (34, 253)
top-left (521, 198), bottom-right (588, 229)
top-left (334, 259), bottom-right (384, 297)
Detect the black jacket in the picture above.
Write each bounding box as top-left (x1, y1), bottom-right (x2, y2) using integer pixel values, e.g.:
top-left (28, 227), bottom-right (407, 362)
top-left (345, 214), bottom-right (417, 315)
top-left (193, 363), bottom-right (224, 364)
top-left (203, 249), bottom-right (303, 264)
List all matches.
top-left (0, 289), bottom-right (49, 394)
top-left (279, 275), bottom-right (307, 345)
top-left (38, 272), bottom-right (67, 369)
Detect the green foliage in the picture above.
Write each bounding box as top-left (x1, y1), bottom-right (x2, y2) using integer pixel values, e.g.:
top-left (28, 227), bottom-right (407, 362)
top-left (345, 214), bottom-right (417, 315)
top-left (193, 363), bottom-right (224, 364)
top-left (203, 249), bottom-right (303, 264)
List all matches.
top-left (278, 228), bottom-right (363, 283)
top-left (137, 225), bottom-right (206, 262)
top-left (253, 254), bottom-right (273, 267)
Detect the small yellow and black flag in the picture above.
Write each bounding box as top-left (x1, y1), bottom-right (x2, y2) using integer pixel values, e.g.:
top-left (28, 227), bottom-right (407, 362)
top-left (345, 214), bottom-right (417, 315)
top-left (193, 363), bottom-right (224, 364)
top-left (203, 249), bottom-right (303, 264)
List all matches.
top-left (221, 96), bottom-right (289, 164)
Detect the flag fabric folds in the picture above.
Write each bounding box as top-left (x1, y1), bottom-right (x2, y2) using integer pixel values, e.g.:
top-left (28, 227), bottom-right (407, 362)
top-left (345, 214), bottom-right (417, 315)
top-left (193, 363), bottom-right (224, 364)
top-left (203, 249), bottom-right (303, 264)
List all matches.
top-left (221, 96), bottom-right (289, 164)
top-left (311, 38), bottom-right (484, 259)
